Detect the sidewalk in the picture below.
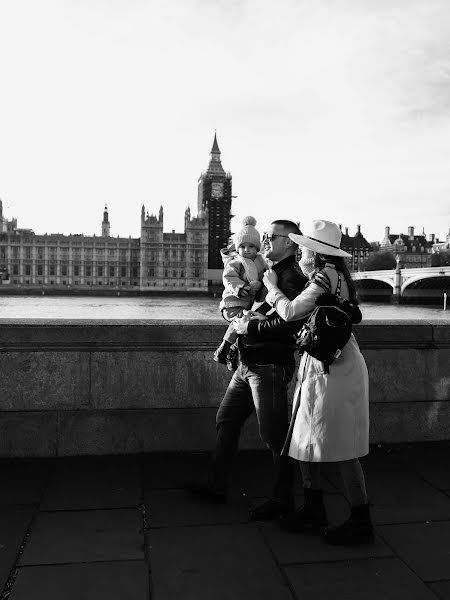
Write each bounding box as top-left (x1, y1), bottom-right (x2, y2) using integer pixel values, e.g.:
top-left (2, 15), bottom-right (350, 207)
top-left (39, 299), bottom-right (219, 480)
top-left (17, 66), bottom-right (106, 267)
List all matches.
top-left (0, 442), bottom-right (448, 599)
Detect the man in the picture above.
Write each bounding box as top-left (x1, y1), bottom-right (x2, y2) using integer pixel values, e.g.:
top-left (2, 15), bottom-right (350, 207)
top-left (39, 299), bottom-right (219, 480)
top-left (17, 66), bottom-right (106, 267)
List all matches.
top-left (189, 220), bottom-right (308, 520)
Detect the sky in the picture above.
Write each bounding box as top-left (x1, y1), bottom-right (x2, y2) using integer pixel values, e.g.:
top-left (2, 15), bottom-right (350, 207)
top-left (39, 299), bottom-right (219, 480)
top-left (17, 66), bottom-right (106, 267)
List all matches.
top-left (0, 0), bottom-right (449, 244)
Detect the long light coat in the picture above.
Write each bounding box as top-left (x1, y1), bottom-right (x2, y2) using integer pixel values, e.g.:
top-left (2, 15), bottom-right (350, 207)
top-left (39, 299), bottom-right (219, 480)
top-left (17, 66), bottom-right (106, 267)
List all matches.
top-left (266, 264), bottom-right (369, 462)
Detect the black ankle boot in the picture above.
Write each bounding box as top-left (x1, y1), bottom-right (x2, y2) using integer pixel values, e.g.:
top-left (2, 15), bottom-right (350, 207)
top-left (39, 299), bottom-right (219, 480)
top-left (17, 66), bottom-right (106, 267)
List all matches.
top-left (324, 503), bottom-right (374, 545)
top-left (184, 481), bottom-right (227, 505)
top-left (249, 497), bottom-right (294, 521)
top-left (279, 488), bottom-right (328, 533)
top-left (213, 340), bottom-right (232, 365)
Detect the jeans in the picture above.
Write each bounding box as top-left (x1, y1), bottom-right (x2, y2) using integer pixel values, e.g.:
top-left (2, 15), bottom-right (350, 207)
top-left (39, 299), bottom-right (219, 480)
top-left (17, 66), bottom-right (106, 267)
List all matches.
top-left (209, 361), bottom-right (296, 502)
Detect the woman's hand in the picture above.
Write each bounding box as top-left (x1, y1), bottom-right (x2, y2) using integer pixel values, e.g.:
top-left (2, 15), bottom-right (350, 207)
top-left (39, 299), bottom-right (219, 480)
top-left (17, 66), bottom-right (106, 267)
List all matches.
top-left (245, 310), bottom-right (268, 321)
top-left (263, 269), bottom-right (278, 290)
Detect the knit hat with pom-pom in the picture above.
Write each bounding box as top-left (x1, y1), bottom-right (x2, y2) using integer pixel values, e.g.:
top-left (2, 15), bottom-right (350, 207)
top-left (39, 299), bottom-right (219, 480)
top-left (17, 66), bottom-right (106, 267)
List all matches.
top-left (233, 216), bottom-right (261, 251)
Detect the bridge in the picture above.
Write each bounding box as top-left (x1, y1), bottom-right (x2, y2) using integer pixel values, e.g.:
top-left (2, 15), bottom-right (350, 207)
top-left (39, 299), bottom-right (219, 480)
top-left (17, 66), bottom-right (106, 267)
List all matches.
top-left (353, 265), bottom-right (450, 299)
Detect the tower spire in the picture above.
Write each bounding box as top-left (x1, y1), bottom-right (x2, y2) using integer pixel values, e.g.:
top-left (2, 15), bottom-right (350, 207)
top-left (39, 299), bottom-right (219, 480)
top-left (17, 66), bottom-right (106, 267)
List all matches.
top-left (102, 204), bottom-right (110, 237)
top-left (211, 130), bottom-right (220, 154)
top-left (206, 131), bottom-right (225, 175)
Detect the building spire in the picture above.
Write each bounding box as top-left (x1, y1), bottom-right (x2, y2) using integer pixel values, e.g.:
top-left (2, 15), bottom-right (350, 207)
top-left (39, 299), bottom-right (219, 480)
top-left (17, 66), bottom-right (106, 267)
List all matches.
top-left (211, 130), bottom-right (220, 154)
top-left (102, 204), bottom-right (110, 237)
top-left (206, 131), bottom-right (225, 175)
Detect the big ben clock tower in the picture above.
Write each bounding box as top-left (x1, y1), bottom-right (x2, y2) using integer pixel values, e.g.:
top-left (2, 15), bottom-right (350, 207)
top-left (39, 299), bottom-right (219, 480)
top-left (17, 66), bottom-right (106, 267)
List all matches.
top-left (198, 132), bottom-right (232, 270)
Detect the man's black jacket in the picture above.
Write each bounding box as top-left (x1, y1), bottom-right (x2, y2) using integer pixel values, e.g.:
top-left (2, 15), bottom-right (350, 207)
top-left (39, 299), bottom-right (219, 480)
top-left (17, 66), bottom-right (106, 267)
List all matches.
top-left (238, 255), bottom-right (308, 365)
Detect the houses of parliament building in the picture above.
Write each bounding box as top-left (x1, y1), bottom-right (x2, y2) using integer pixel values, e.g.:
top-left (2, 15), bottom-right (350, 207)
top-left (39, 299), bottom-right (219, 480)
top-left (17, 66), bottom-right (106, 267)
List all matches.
top-left (0, 132), bottom-right (380, 293)
top-left (0, 134), bottom-right (232, 293)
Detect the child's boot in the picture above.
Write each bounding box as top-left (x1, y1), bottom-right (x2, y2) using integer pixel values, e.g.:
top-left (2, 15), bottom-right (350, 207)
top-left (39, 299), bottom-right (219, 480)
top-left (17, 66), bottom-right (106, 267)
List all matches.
top-left (213, 340), bottom-right (231, 365)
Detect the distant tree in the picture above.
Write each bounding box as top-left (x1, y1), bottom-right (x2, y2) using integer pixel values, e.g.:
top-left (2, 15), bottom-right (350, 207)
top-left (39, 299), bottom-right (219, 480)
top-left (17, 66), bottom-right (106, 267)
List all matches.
top-left (362, 251), bottom-right (396, 271)
top-left (431, 250), bottom-right (450, 267)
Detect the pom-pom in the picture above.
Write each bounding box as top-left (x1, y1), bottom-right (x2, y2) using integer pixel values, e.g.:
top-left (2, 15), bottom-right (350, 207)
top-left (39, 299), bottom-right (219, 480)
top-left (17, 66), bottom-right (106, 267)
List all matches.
top-left (242, 216), bottom-right (257, 227)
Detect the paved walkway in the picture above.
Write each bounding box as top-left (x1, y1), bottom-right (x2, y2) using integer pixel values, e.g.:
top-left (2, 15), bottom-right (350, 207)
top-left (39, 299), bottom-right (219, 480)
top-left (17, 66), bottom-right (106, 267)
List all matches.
top-left (0, 442), bottom-right (448, 599)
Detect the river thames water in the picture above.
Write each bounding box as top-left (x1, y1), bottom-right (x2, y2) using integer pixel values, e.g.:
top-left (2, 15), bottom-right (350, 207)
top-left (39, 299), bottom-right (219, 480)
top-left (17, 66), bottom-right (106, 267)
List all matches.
top-left (0, 295), bottom-right (448, 321)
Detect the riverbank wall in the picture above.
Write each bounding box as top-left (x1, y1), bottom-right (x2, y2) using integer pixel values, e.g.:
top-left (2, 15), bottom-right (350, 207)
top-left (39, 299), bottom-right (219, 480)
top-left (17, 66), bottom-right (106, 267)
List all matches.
top-left (0, 286), bottom-right (447, 303)
top-left (0, 320), bottom-right (448, 457)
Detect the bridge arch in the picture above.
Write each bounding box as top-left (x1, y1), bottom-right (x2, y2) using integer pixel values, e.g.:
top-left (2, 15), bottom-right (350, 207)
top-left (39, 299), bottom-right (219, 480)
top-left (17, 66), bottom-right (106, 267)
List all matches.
top-left (401, 273), bottom-right (450, 294)
top-left (354, 275), bottom-right (395, 291)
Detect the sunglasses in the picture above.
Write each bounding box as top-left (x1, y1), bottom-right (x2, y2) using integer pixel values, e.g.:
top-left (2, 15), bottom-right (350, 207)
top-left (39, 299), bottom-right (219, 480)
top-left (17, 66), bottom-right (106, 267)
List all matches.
top-left (262, 233), bottom-right (290, 242)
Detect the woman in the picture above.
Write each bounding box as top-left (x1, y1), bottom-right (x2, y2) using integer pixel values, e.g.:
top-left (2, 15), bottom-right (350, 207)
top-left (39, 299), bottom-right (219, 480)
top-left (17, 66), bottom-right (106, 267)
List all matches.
top-left (263, 219), bottom-right (373, 545)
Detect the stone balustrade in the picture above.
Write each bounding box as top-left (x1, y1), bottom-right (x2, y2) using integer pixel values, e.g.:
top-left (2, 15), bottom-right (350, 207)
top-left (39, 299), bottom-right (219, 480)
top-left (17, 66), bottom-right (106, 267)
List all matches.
top-left (0, 320), bottom-right (448, 456)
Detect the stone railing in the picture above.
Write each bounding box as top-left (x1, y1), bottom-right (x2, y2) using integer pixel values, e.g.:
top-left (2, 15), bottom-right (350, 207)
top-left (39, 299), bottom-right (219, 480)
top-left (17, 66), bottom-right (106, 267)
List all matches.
top-left (0, 320), bottom-right (448, 456)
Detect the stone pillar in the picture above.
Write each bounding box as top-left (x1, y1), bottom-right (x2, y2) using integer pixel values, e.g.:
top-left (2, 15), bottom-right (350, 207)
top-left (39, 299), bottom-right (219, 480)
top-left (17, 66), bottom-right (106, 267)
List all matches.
top-left (392, 255), bottom-right (402, 303)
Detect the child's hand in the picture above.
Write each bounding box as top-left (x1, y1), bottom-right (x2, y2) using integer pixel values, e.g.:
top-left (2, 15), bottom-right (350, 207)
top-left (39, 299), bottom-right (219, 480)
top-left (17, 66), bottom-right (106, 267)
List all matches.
top-left (233, 312), bottom-right (252, 334)
top-left (238, 285), bottom-right (251, 297)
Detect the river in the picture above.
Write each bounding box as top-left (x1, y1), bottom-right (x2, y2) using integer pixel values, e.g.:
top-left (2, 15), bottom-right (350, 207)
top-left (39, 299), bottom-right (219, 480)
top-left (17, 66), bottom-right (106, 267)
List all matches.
top-left (0, 295), bottom-right (448, 321)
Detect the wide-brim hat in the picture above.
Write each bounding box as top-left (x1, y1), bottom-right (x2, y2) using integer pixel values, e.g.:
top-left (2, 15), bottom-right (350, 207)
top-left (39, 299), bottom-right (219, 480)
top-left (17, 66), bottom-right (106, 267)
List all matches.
top-left (289, 219), bottom-right (351, 258)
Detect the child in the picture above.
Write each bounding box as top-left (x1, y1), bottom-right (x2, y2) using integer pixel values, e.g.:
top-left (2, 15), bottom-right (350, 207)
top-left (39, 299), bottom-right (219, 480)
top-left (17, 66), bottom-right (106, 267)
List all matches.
top-left (213, 216), bottom-right (267, 367)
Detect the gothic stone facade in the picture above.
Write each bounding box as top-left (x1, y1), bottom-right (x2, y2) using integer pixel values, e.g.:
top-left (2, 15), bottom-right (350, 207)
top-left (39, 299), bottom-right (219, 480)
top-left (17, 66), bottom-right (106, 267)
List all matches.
top-left (140, 205), bottom-right (208, 291)
top-left (0, 204), bottom-right (208, 292)
top-left (0, 136), bottom-right (224, 292)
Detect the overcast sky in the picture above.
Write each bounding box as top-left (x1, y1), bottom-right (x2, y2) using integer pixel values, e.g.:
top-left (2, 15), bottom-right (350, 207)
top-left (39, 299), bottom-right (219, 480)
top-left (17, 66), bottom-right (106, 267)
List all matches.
top-left (0, 0), bottom-right (449, 244)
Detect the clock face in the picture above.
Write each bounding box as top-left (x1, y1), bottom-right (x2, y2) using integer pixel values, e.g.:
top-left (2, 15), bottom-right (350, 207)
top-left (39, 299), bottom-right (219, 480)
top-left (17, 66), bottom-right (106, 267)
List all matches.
top-left (211, 182), bottom-right (224, 198)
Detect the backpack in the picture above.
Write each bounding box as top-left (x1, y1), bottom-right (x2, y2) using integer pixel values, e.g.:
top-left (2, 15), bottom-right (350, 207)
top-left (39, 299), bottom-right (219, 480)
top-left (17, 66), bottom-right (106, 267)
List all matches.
top-left (296, 273), bottom-right (360, 373)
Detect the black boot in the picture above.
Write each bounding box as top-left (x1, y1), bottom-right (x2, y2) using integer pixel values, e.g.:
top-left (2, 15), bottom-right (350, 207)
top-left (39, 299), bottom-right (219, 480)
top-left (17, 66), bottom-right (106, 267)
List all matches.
top-left (249, 497), bottom-right (294, 521)
top-left (213, 340), bottom-right (232, 365)
top-left (324, 503), bottom-right (374, 545)
top-left (279, 488), bottom-right (328, 533)
top-left (184, 481), bottom-right (226, 505)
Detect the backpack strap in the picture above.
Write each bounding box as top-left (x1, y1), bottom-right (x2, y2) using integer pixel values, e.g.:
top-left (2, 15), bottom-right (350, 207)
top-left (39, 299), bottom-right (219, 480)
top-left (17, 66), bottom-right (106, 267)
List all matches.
top-left (335, 273), bottom-right (342, 297)
top-left (312, 266), bottom-right (345, 301)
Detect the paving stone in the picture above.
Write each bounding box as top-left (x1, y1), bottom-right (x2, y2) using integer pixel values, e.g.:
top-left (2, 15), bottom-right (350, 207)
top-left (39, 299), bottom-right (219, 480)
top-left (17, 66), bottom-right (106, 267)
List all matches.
top-left (41, 457), bottom-right (141, 510)
top-left (366, 471), bottom-right (450, 524)
top-left (0, 448), bottom-right (448, 599)
top-left (359, 448), bottom-right (411, 472)
top-left (429, 580), bottom-right (450, 599)
top-left (414, 461), bottom-right (450, 491)
top-left (0, 508), bottom-right (34, 591)
top-left (18, 509), bottom-right (143, 565)
top-left (235, 452), bottom-right (336, 497)
top-left (9, 561), bottom-right (149, 600)
top-left (233, 452), bottom-right (278, 497)
top-left (284, 557), bottom-right (437, 600)
top-left (143, 451), bottom-right (211, 489)
top-left (378, 521), bottom-right (450, 582)
top-left (49, 455), bottom-right (141, 475)
top-left (258, 509), bottom-right (392, 565)
top-left (249, 491), bottom-right (349, 526)
top-left (145, 488), bottom-right (248, 527)
top-left (149, 523), bottom-right (293, 600)
top-left (0, 459), bottom-right (50, 505)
